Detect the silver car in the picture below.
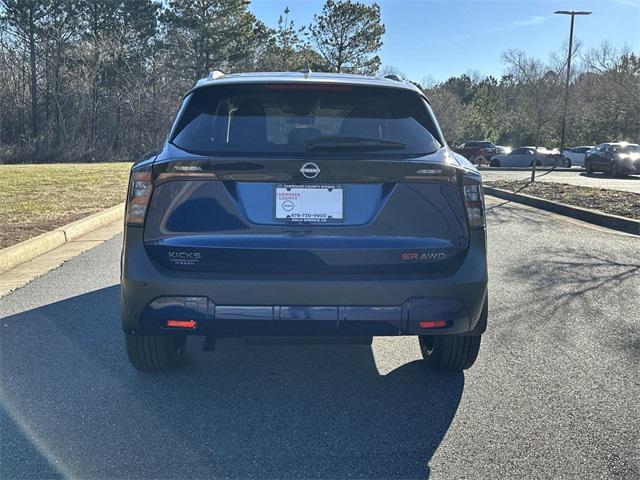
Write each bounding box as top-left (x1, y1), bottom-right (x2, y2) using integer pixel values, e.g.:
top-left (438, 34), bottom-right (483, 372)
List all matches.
top-left (490, 146), bottom-right (566, 168)
top-left (562, 146), bottom-right (594, 168)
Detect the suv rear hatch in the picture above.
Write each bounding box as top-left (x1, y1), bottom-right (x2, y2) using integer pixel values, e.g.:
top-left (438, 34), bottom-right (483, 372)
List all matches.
top-left (140, 82), bottom-right (475, 274)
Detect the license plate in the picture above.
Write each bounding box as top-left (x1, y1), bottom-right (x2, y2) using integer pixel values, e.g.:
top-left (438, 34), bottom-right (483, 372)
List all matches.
top-left (274, 185), bottom-right (343, 223)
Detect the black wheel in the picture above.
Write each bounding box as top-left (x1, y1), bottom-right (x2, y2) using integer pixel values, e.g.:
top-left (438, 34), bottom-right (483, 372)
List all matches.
top-left (419, 335), bottom-right (481, 371)
top-left (585, 159), bottom-right (593, 174)
top-left (475, 155), bottom-right (487, 165)
top-left (125, 334), bottom-right (187, 372)
top-left (565, 158), bottom-right (572, 168)
top-left (610, 162), bottom-right (619, 177)
top-left (490, 158), bottom-right (501, 167)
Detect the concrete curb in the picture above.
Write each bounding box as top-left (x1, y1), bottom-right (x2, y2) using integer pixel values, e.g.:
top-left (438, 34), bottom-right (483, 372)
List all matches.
top-left (0, 203), bottom-right (125, 272)
top-left (484, 186), bottom-right (640, 235)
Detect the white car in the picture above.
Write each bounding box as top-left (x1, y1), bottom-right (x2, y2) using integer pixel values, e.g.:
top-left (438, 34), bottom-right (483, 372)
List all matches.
top-left (562, 146), bottom-right (594, 168)
top-left (490, 147), bottom-right (566, 168)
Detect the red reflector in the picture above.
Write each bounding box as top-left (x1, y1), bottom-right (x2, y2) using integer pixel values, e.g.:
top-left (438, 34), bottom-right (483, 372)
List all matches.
top-left (419, 320), bottom-right (447, 329)
top-left (166, 319), bottom-right (197, 329)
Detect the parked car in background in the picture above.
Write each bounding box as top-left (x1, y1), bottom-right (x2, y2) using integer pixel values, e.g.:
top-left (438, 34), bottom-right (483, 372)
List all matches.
top-left (562, 146), bottom-right (594, 168)
top-left (584, 142), bottom-right (640, 176)
top-left (453, 141), bottom-right (497, 165)
top-left (495, 145), bottom-right (512, 155)
top-left (489, 147), bottom-right (566, 167)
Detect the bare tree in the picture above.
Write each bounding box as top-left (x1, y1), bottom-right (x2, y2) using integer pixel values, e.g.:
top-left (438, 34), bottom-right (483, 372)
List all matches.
top-left (502, 49), bottom-right (564, 181)
top-left (1, 0), bottom-right (51, 139)
top-left (580, 42), bottom-right (640, 142)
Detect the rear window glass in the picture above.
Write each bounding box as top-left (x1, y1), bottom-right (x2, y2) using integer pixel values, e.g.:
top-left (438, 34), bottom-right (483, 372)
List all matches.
top-left (170, 83), bottom-right (442, 157)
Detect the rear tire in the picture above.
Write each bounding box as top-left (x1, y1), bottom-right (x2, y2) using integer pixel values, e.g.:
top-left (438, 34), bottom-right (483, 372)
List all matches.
top-left (610, 163), bottom-right (619, 177)
top-left (125, 334), bottom-right (187, 373)
top-left (490, 158), bottom-right (501, 167)
top-left (419, 335), bottom-right (481, 371)
top-left (565, 158), bottom-right (572, 168)
top-left (585, 159), bottom-right (593, 173)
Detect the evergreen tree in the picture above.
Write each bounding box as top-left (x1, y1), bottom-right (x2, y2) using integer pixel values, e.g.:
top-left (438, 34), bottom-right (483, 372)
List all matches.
top-left (309, 0), bottom-right (384, 74)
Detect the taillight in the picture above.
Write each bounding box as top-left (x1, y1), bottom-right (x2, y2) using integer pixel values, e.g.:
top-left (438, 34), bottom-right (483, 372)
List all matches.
top-left (154, 159), bottom-right (217, 185)
top-left (462, 173), bottom-right (485, 229)
top-left (126, 166), bottom-right (152, 226)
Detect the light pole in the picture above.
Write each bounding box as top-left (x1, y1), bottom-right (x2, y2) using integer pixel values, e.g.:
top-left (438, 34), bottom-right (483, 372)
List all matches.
top-left (554, 10), bottom-right (592, 155)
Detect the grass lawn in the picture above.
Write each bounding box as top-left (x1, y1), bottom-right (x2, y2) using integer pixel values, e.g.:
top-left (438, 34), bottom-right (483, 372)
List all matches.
top-left (486, 180), bottom-right (640, 220)
top-left (0, 163), bottom-right (132, 249)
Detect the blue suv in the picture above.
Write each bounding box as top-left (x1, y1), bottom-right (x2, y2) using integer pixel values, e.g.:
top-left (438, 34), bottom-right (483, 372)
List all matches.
top-left (121, 71), bottom-right (488, 373)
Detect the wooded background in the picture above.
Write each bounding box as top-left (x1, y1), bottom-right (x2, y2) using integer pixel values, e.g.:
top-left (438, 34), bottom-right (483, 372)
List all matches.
top-left (0, 0), bottom-right (638, 163)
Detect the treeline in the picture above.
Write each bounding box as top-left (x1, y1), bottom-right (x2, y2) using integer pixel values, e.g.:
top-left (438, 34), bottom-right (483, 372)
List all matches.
top-left (0, 0), bottom-right (638, 164)
top-left (0, 0), bottom-right (383, 163)
top-left (425, 43), bottom-right (640, 149)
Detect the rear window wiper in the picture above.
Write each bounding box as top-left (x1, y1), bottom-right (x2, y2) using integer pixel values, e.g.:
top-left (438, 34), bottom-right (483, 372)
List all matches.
top-left (305, 135), bottom-right (406, 152)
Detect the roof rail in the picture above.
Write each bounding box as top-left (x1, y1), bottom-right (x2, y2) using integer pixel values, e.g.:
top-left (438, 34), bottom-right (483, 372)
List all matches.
top-left (207, 70), bottom-right (225, 80)
top-left (302, 61), bottom-right (312, 78)
top-left (384, 74), bottom-right (403, 82)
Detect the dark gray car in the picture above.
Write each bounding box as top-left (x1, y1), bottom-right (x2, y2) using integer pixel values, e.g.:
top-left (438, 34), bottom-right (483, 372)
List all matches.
top-left (585, 142), bottom-right (640, 176)
top-left (120, 71), bottom-right (489, 373)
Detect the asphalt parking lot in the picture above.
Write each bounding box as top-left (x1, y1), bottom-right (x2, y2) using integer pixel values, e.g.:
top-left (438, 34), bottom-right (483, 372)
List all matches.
top-left (480, 169), bottom-right (640, 193)
top-left (1, 198), bottom-right (639, 479)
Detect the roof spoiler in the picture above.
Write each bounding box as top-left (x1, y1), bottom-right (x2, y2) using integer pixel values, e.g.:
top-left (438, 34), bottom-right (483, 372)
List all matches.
top-left (207, 70), bottom-right (225, 80)
top-left (384, 74), bottom-right (403, 82)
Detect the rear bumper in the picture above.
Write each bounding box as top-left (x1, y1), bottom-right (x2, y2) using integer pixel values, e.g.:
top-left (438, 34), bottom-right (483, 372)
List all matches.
top-left (120, 228), bottom-right (488, 338)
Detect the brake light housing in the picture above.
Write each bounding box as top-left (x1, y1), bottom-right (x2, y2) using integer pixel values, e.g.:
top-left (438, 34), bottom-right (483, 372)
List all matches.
top-left (154, 159), bottom-right (218, 185)
top-left (126, 160), bottom-right (220, 226)
top-left (126, 166), bottom-right (153, 226)
top-left (263, 83), bottom-right (353, 92)
top-left (462, 173), bottom-right (485, 229)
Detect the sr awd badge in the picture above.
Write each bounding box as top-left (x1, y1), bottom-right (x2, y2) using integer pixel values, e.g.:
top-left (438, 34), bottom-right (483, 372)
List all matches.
top-left (401, 252), bottom-right (447, 262)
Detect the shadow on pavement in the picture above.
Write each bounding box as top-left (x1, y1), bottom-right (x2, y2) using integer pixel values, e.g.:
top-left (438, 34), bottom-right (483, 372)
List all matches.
top-left (1, 286), bottom-right (463, 479)
top-left (579, 172), bottom-right (640, 180)
top-left (579, 172), bottom-right (607, 178)
top-left (499, 247), bottom-right (640, 359)
top-left (485, 200), bottom-right (546, 226)
top-left (0, 404), bottom-right (64, 480)
top-left (511, 248), bottom-right (640, 316)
